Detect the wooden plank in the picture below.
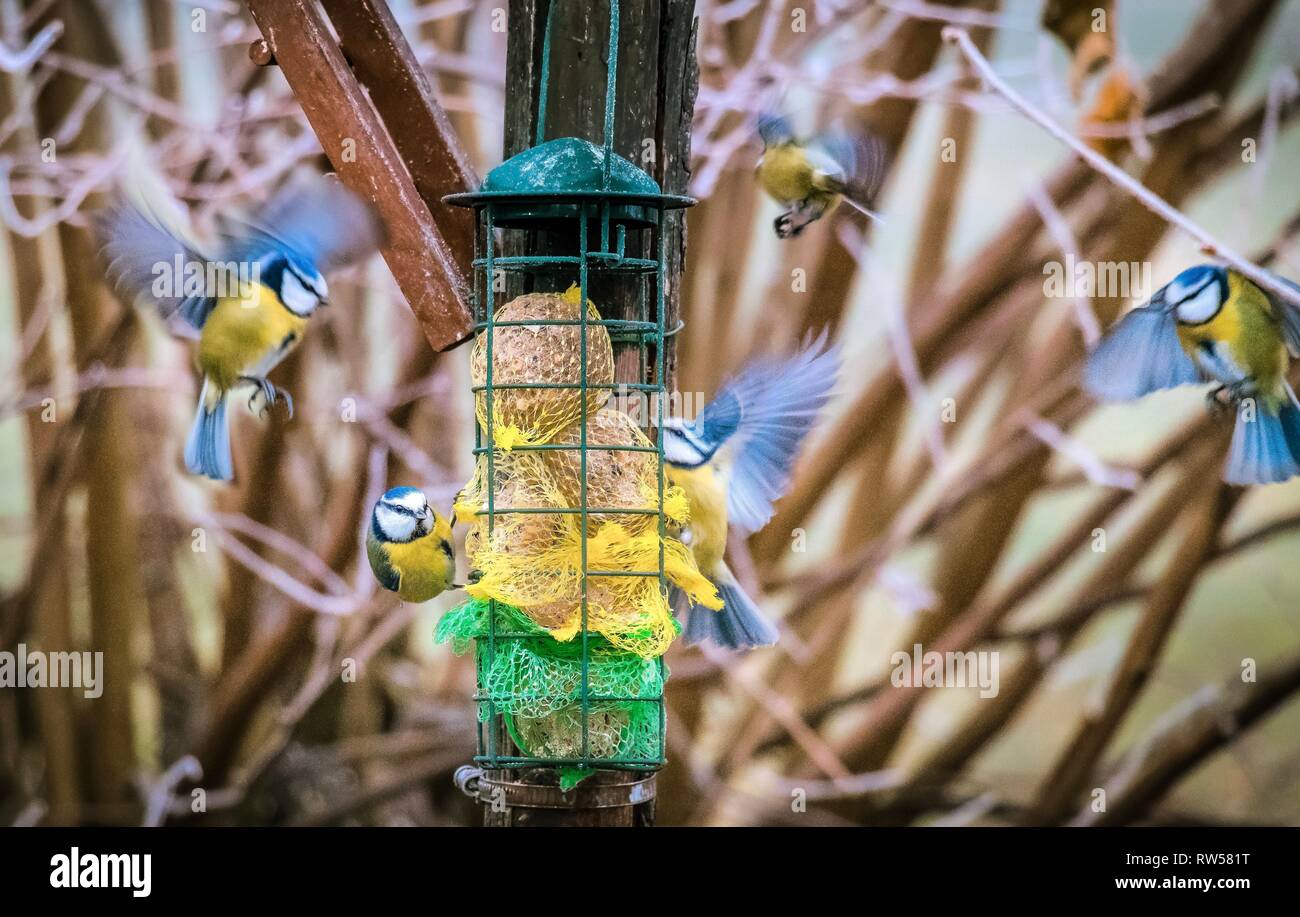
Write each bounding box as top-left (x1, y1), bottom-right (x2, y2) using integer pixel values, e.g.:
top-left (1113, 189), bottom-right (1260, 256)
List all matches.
top-left (319, 0), bottom-right (478, 281)
top-left (655, 0), bottom-right (697, 389)
top-left (245, 0), bottom-right (473, 351)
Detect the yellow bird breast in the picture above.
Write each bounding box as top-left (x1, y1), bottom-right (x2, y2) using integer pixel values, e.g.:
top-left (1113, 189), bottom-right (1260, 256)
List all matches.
top-left (198, 284), bottom-right (307, 392)
top-left (384, 534), bottom-right (454, 604)
top-left (666, 463), bottom-right (728, 573)
top-left (758, 145), bottom-right (817, 204)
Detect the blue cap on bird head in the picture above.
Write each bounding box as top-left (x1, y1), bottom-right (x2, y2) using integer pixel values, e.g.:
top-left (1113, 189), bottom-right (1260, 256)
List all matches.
top-left (1164, 264), bottom-right (1226, 325)
top-left (382, 485), bottom-right (419, 501)
top-left (757, 113), bottom-right (795, 146)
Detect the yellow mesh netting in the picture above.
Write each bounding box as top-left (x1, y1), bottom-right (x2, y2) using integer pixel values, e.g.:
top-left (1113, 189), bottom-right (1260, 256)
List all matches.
top-left (470, 287), bottom-right (614, 450)
top-left (455, 409), bottom-right (719, 658)
top-left (462, 282), bottom-right (718, 660)
top-left (548, 409), bottom-right (689, 533)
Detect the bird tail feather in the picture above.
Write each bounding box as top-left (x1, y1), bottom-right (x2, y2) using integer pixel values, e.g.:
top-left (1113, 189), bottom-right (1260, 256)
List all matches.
top-left (1225, 385), bottom-right (1300, 485)
top-left (677, 564), bottom-right (777, 651)
top-left (185, 380), bottom-right (233, 481)
top-left (839, 196), bottom-right (886, 225)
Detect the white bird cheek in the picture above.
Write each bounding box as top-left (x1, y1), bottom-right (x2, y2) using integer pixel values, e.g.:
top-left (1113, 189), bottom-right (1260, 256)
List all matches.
top-left (1176, 286), bottom-right (1221, 324)
top-left (281, 271), bottom-right (318, 316)
top-left (377, 506), bottom-right (415, 542)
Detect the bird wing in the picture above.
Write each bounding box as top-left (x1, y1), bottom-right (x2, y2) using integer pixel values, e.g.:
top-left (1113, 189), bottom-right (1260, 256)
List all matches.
top-left (757, 112), bottom-right (796, 146)
top-left (1261, 272), bottom-right (1300, 358)
top-left (96, 201), bottom-right (214, 335)
top-left (366, 532), bottom-right (402, 593)
top-left (807, 130), bottom-right (889, 206)
top-left (1083, 305), bottom-right (1202, 401)
top-left (697, 333), bottom-right (840, 534)
top-left (220, 173), bottom-right (384, 276)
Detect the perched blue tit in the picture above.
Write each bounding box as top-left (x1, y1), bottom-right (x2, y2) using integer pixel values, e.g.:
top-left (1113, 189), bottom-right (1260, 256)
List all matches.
top-left (664, 335), bottom-right (840, 649)
top-left (366, 487), bottom-right (458, 603)
top-left (755, 113), bottom-right (888, 239)
top-left (1084, 264), bottom-right (1300, 485)
top-left (98, 174), bottom-right (382, 481)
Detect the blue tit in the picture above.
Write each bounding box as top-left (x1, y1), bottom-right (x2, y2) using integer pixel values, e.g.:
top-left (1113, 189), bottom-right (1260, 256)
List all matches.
top-left (755, 113), bottom-right (888, 239)
top-left (366, 486), bottom-right (458, 603)
top-left (1084, 264), bottom-right (1300, 485)
top-left (98, 174), bottom-right (383, 481)
top-left (663, 335), bottom-right (840, 649)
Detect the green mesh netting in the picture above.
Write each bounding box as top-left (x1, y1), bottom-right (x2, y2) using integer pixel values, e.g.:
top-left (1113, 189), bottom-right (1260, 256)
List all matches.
top-left (436, 598), bottom-right (665, 763)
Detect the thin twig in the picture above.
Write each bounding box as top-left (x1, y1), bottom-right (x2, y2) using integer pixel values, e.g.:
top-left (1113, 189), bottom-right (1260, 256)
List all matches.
top-left (1076, 650), bottom-right (1300, 825)
top-left (700, 642), bottom-right (853, 781)
top-left (1077, 93), bottom-right (1220, 139)
top-left (1027, 181), bottom-right (1100, 347)
top-left (140, 755), bottom-right (202, 827)
top-left (839, 222), bottom-right (947, 470)
top-left (943, 26), bottom-right (1300, 310)
top-left (0, 363), bottom-right (175, 418)
top-left (769, 767), bottom-right (907, 802)
top-left (198, 511), bottom-right (353, 597)
top-left (879, 0), bottom-right (1036, 31)
top-left (1023, 413), bottom-right (1140, 490)
top-left (204, 524), bottom-right (369, 617)
top-left (0, 18), bottom-right (60, 73)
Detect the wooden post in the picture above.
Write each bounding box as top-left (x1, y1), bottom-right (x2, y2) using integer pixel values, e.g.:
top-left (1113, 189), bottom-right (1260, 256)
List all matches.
top-left (503, 0), bottom-right (696, 385)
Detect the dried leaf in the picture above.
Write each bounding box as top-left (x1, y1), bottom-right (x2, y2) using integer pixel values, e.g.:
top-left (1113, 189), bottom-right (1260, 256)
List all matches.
top-left (1081, 67), bottom-right (1143, 162)
top-left (1043, 0), bottom-right (1116, 97)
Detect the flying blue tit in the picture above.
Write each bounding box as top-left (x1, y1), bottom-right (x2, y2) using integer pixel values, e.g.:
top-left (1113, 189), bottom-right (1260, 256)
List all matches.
top-left (1084, 264), bottom-right (1300, 485)
top-left (663, 335), bottom-right (840, 649)
top-left (755, 113), bottom-right (888, 239)
top-left (98, 174), bottom-right (383, 481)
top-left (366, 487), bottom-right (458, 603)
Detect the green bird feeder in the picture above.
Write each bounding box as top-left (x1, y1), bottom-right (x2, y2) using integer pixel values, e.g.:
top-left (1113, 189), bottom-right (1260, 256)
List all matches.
top-left (443, 0), bottom-right (693, 795)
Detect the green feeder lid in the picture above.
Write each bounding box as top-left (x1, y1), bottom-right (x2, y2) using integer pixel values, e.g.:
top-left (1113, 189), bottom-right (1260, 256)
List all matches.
top-left (445, 137), bottom-right (691, 228)
top-left (486, 137), bottom-right (659, 196)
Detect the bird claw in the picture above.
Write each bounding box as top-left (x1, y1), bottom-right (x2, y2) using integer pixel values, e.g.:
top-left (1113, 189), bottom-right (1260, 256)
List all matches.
top-left (241, 376), bottom-right (293, 420)
top-left (1206, 382), bottom-right (1254, 416)
top-left (775, 205), bottom-right (814, 238)
top-left (1205, 386), bottom-right (1231, 416)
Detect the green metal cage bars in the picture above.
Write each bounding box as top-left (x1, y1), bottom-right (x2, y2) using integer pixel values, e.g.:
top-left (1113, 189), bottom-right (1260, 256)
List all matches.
top-left (444, 0), bottom-right (694, 773)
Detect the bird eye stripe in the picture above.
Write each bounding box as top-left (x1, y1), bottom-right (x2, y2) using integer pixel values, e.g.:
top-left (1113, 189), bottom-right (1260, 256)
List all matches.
top-left (285, 264), bottom-right (323, 297)
top-left (1170, 275), bottom-right (1216, 303)
top-left (682, 428), bottom-right (711, 452)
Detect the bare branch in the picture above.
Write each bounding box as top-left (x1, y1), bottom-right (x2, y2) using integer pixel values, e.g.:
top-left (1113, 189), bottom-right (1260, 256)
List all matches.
top-left (943, 26), bottom-right (1300, 310)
